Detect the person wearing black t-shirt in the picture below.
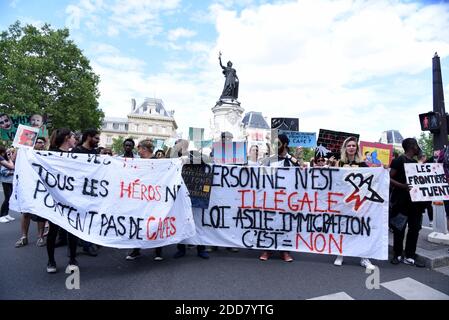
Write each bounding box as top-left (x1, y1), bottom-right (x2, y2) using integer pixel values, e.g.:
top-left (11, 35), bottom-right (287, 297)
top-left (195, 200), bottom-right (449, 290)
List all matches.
top-left (390, 138), bottom-right (425, 267)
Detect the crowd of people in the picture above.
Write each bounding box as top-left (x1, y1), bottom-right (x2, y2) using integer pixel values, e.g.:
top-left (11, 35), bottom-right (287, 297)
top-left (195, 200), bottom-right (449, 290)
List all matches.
top-left (1, 128), bottom-right (449, 273)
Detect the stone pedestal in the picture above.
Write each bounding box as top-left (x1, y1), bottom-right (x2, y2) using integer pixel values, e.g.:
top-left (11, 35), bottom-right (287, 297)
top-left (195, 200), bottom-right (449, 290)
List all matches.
top-left (211, 99), bottom-right (245, 141)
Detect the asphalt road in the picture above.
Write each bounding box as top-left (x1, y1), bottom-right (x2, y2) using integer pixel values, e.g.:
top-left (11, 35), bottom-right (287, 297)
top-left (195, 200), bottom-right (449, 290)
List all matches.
top-left (0, 185), bottom-right (448, 302)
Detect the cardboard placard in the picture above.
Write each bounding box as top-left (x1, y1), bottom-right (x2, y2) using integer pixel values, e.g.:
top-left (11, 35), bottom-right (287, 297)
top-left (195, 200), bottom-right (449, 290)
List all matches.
top-left (360, 141), bottom-right (393, 167)
top-left (317, 129), bottom-right (359, 158)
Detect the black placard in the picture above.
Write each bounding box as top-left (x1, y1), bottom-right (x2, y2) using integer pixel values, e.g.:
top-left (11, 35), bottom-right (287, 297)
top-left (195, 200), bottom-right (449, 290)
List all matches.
top-left (317, 129), bottom-right (359, 159)
top-left (181, 164), bottom-right (213, 209)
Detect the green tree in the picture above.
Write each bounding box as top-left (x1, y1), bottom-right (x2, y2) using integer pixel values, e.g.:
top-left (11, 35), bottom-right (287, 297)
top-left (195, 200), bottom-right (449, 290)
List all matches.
top-left (111, 136), bottom-right (137, 155)
top-left (418, 132), bottom-right (433, 158)
top-left (0, 21), bottom-right (104, 131)
top-left (111, 136), bottom-right (125, 155)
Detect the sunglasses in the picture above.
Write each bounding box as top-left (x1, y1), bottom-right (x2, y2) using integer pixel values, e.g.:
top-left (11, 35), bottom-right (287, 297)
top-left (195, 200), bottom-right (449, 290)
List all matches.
top-left (316, 159), bottom-right (326, 162)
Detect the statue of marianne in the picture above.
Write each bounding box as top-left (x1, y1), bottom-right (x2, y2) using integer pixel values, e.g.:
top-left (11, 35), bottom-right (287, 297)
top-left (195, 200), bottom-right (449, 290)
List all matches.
top-left (219, 51), bottom-right (239, 100)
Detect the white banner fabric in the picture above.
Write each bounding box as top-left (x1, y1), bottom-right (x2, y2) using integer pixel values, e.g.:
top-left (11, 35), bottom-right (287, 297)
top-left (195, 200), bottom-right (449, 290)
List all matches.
top-left (10, 148), bottom-right (196, 249)
top-left (183, 165), bottom-right (390, 260)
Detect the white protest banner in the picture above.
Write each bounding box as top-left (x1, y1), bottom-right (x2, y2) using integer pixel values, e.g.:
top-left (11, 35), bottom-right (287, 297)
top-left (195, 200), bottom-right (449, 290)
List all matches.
top-left (404, 163), bottom-right (449, 201)
top-left (10, 148), bottom-right (196, 248)
top-left (183, 165), bottom-right (390, 260)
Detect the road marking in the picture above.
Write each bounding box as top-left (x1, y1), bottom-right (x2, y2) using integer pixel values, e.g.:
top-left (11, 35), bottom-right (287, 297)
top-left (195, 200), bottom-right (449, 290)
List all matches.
top-left (381, 277), bottom-right (449, 300)
top-left (308, 292), bottom-right (354, 300)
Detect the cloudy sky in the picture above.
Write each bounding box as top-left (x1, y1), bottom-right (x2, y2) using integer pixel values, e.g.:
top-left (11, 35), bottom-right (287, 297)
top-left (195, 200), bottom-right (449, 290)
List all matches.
top-left (1, 0), bottom-right (449, 142)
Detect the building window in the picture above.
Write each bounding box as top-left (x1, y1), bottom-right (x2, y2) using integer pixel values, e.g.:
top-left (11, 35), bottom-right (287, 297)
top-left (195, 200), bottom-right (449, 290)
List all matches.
top-left (106, 136), bottom-right (112, 144)
top-left (125, 124), bottom-right (129, 131)
top-left (113, 123), bottom-right (119, 130)
top-left (102, 122), bottom-right (107, 129)
top-left (148, 126), bottom-right (153, 133)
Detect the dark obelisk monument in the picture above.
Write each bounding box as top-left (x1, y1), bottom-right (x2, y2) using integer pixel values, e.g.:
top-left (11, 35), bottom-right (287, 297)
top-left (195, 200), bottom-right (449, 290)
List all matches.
top-left (432, 52), bottom-right (448, 150)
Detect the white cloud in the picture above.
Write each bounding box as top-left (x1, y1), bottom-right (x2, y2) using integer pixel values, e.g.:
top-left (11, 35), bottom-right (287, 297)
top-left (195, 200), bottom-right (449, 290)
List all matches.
top-left (168, 28), bottom-right (197, 41)
top-left (66, 0), bottom-right (182, 38)
top-left (93, 0), bottom-right (449, 143)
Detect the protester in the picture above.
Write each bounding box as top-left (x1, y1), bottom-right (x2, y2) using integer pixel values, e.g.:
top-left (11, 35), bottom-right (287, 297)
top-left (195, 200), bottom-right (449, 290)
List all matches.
top-left (390, 138), bottom-right (425, 267)
top-left (259, 134), bottom-right (299, 262)
top-left (70, 128), bottom-right (101, 257)
top-left (173, 144), bottom-right (210, 260)
top-left (126, 139), bottom-right (164, 261)
top-left (100, 147), bottom-right (113, 156)
top-left (436, 147), bottom-right (449, 239)
top-left (332, 136), bottom-right (376, 270)
top-left (122, 138), bottom-right (136, 158)
top-left (0, 146), bottom-right (15, 223)
top-left (247, 145), bottom-right (260, 166)
top-left (45, 128), bottom-right (79, 273)
top-left (15, 137), bottom-right (47, 247)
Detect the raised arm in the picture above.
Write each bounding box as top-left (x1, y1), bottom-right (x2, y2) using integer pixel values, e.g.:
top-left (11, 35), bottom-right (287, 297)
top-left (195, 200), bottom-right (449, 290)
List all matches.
top-left (219, 56), bottom-right (225, 69)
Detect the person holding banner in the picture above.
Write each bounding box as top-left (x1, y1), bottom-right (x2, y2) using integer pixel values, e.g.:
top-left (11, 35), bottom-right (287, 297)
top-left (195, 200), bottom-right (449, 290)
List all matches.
top-left (15, 137), bottom-right (47, 247)
top-left (72, 128), bottom-right (101, 257)
top-left (126, 139), bottom-right (165, 261)
top-left (46, 128), bottom-right (79, 273)
top-left (333, 136), bottom-right (376, 270)
top-left (259, 134), bottom-right (298, 262)
top-left (0, 146), bottom-right (16, 223)
top-left (389, 138), bottom-right (425, 267)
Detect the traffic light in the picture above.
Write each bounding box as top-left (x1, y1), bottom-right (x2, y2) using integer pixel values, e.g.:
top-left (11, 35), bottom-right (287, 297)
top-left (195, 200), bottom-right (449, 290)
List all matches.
top-left (419, 112), bottom-right (440, 132)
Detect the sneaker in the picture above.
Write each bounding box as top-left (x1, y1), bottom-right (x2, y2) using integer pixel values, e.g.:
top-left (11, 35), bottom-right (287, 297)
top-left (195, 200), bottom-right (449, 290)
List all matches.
top-left (390, 256), bottom-right (402, 265)
top-left (0, 216), bottom-right (10, 223)
top-left (360, 258), bottom-right (376, 270)
top-left (15, 236), bottom-right (28, 248)
top-left (67, 259), bottom-right (79, 272)
top-left (197, 251), bottom-right (210, 259)
top-left (429, 221), bottom-right (433, 227)
top-left (126, 249), bottom-right (141, 260)
top-left (5, 215), bottom-right (15, 221)
top-left (403, 257), bottom-right (426, 268)
top-left (46, 262), bottom-right (57, 273)
top-left (281, 252), bottom-right (293, 262)
top-left (173, 250), bottom-right (186, 259)
top-left (259, 251), bottom-right (272, 261)
top-left (154, 255), bottom-right (164, 261)
top-left (334, 255), bottom-right (344, 266)
top-left (36, 237), bottom-right (46, 247)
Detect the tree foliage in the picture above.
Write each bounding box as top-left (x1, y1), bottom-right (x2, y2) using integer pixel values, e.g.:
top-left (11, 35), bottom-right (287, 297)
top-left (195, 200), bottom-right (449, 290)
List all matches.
top-left (111, 136), bottom-right (125, 155)
top-left (418, 132), bottom-right (433, 158)
top-left (0, 21), bottom-right (103, 131)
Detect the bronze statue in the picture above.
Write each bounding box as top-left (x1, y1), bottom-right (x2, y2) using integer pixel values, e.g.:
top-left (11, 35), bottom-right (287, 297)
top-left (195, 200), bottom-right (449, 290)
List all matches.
top-left (219, 51), bottom-right (239, 100)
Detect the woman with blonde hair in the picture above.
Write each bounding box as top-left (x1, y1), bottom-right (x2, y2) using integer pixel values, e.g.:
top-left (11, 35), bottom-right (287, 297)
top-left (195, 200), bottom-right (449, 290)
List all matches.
top-left (333, 136), bottom-right (376, 270)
